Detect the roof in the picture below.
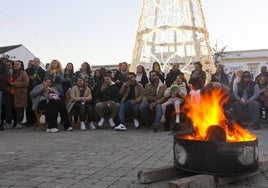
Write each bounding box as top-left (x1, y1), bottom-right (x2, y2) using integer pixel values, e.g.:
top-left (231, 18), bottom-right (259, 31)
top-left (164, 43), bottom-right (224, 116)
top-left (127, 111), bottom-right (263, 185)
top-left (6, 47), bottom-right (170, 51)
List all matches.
top-left (0, 44), bottom-right (22, 54)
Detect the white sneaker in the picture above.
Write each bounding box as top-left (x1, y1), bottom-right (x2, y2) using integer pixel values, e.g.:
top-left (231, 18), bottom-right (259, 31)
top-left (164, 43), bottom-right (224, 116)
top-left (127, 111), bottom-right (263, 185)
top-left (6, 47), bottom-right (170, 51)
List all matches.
top-left (175, 114), bottom-right (180, 123)
top-left (97, 118), bottom-right (105, 127)
top-left (46, 128), bottom-right (51, 133)
top-left (108, 118), bottom-right (115, 127)
top-left (160, 116), bottom-right (166, 123)
top-left (80, 122), bottom-right (86, 131)
top-left (50, 128), bottom-right (59, 133)
top-left (114, 124), bottom-right (127, 131)
top-left (133, 119), bottom-right (140, 128)
top-left (39, 114), bottom-right (46, 124)
top-left (89, 122), bottom-right (96, 130)
top-left (66, 127), bottom-right (73, 131)
top-left (16, 123), bottom-right (22, 129)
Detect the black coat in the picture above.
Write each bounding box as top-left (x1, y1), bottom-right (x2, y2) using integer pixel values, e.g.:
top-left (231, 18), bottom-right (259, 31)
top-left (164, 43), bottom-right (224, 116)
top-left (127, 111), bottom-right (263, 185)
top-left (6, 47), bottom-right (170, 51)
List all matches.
top-left (0, 60), bottom-right (8, 91)
top-left (100, 83), bottom-right (119, 102)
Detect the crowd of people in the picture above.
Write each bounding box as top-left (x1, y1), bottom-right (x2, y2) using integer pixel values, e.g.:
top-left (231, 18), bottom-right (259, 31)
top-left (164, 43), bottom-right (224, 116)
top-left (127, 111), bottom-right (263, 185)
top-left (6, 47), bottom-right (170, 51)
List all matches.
top-left (0, 57), bottom-right (267, 133)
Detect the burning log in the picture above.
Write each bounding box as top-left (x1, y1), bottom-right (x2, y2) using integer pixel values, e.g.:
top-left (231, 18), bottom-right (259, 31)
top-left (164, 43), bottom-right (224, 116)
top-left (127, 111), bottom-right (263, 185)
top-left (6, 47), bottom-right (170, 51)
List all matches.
top-left (205, 125), bottom-right (226, 142)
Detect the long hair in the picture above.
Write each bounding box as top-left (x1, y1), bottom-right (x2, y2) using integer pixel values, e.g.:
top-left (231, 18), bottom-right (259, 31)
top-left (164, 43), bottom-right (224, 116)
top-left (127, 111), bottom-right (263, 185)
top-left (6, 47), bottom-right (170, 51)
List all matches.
top-left (64, 62), bottom-right (74, 74)
top-left (80, 62), bottom-right (92, 74)
top-left (137, 65), bottom-right (147, 75)
top-left (239, 71), bottom-right (255, 89)
top-left (15, 60), bottom-right (25, 71)
top-left (94, 69), bottom-right (103, 78)
top-left (47, 59), bottom-right (63, 73)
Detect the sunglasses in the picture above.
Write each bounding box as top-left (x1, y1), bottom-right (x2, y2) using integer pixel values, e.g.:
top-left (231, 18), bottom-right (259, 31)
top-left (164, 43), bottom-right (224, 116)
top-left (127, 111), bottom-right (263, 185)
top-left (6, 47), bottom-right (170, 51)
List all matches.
top-left (243, 75), bottom-right (251, 78)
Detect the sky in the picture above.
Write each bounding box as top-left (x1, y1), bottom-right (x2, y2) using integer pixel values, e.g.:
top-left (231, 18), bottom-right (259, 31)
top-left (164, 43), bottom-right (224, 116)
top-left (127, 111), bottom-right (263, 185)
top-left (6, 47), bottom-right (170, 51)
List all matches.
top-left (0, 0), bottom-right (268, 70)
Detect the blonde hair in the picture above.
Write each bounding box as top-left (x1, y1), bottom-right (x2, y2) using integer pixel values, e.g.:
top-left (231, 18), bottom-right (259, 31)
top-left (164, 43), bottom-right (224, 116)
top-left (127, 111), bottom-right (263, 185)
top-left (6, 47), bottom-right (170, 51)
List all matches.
top-left (47, 59), bottom-right (63, 73)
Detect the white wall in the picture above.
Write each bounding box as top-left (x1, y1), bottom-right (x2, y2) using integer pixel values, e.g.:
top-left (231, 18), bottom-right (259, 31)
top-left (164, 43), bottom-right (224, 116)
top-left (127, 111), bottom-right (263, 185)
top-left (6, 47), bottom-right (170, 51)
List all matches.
top-left (3, 46), bottom-right (45, 70)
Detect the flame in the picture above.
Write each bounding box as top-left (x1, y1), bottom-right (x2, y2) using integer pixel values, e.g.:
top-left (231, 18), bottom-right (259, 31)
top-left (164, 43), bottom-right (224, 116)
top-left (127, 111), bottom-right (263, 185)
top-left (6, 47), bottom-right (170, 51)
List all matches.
top-left (182, 87), bottom-right (257, 142)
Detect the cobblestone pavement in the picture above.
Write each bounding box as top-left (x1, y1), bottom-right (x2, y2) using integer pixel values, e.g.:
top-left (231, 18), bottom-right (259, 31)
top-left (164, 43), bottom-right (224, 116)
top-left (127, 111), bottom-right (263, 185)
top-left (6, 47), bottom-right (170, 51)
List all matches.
top-left (0, 123), bottom-right (268, 188)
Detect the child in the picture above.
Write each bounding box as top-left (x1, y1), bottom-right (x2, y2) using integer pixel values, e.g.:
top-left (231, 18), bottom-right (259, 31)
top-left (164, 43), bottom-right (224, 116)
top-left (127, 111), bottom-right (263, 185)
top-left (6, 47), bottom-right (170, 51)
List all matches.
top-left (161, 76), bottom-right (187, 123)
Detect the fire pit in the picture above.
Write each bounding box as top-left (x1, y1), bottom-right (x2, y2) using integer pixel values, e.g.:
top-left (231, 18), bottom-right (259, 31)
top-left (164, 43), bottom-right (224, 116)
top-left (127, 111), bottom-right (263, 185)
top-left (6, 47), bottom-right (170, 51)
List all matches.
top-left (174, 133), bottom-right (258, 175)
top-left (174, 84), bottom-right (259, 176)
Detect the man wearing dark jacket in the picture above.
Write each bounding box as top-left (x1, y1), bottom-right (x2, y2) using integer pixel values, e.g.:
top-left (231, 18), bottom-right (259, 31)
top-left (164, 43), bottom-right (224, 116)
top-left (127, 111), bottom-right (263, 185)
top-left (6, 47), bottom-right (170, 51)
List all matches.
top-left (25, 58), bottom-right (46, 127)
top-left (95, 74), bottom-right (120, 127)
top-left (0, 59), bottom-right (8, 130)
top-left (165, 62), bottom-right (185, 88)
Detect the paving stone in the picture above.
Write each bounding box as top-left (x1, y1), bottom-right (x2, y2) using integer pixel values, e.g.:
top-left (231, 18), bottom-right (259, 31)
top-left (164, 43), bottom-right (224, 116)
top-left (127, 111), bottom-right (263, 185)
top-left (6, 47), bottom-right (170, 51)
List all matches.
top-left (0, 125), bottom-right (268, 188)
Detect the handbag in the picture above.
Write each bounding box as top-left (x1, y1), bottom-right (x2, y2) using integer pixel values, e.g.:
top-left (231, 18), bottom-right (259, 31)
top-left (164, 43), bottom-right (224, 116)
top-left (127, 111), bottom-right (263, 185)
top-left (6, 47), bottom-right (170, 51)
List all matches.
top-left (47, 92), bottom-right (60, 101)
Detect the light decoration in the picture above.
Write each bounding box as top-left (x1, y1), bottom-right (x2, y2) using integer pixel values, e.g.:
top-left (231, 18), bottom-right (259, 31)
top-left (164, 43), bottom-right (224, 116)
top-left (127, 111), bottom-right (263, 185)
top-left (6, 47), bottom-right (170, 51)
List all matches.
top-left (131, 0), bottom-right (215, 77)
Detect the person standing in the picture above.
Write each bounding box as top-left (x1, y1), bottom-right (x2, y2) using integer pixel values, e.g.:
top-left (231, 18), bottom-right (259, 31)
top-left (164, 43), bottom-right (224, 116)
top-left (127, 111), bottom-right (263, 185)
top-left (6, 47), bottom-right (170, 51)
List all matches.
top-left (113, 62), bottom-right (129, 89)
top-left (72, 62), bottom-right (95, 91)
top-left (3, 60), bottom-right (14, 128)
top-left (0, 59), bottom-right (8, 130)
top-left (25, 58), bottom-right (46, 127)
top-left (62, 62), bottom-right (75, 95)
top-left (255, 65), bottom-right (268, 82)
top-left (165, 62), bottom-right (185, 88)
top-left (211, 64), bottom-right (229, 87)
top-left (12, 60), bottom-right (29, 129)
top-left (135, 65), bottom-right (149, 88)
top-left (189, 61), bottom-right (206, 89)
top-left (45, 59), bottom-right (64, 98)
top-left (152, 61), bottom-right (165, 83)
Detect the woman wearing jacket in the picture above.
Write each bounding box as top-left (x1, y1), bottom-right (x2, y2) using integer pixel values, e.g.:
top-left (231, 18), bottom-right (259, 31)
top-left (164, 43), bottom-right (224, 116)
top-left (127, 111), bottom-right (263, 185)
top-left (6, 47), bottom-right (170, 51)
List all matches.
top-left (233, 71), bottom-right (260, 130)
top-left (12, 60), bottom-right (29, 129)
top-left (67, 77), bottom-right (95, 130)
top-left (30, 77), bottom-right (73, 133)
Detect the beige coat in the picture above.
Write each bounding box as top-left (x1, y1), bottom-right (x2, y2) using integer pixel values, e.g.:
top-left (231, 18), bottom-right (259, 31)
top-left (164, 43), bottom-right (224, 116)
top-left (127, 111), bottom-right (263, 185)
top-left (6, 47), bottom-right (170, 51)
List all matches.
top-left (66, 85), bottom-right (92, 113)
top-left (14, 71), bottom-right (29, 108)
top-left (142, 81), bottom-right (167, 104)
top-left (119, 82), bottom-right (144, 103)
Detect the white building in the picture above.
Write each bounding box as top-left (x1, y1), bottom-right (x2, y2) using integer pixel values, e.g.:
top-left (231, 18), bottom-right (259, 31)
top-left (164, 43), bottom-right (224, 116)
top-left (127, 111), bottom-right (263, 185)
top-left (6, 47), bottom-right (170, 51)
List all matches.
top-left (0, 44), bottom-right (45, 69)
top-left (218, 49), bottom-right (268, 80)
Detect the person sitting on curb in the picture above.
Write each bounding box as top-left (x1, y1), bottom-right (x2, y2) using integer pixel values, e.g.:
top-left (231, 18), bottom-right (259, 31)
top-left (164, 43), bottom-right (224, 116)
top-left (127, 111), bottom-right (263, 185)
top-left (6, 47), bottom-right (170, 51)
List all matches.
top-left (30, 77), bottom-right (73, 133)
top-left (139, 70), bottom-right (167, 132)
top-left (161, 75), bottom-right (187, 124)
top-left (114, 72), bottom-right (144, 131)
top-left (67, 77), bottom-right (95, 131)
top-left (95, 73), bottom-right (120, 127)
top-left (233, 71), bottom-right (260, 130)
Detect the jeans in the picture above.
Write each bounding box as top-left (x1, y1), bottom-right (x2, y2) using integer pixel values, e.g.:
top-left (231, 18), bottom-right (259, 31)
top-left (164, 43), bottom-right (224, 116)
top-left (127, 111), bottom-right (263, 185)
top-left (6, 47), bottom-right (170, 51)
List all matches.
top-left (119, 100), bottom-right (140, 124)
top-left (139, 103), bottom-right (162, 126)
top-left (233, 100), bottom-right (260, 124)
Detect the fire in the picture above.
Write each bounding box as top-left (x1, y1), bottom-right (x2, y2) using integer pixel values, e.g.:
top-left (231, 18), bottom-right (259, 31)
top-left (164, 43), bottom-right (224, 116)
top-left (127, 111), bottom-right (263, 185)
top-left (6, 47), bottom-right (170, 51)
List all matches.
top-left (182, 86), bottom-right (257, 142)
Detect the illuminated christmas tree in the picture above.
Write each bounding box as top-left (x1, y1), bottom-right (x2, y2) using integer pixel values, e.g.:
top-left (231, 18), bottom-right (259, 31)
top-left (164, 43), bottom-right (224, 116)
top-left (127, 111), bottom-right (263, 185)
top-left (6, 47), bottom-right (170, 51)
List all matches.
top-left (131, 0), bottom-right (214, 76)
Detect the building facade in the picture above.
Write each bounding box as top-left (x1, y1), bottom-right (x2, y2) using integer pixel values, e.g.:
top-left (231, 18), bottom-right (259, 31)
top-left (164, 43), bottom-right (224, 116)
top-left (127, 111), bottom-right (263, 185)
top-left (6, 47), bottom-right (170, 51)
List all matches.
top-left (0, 44), bottom-right (45, 69)
top-left (218, 49), bottom-right (268, 80)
